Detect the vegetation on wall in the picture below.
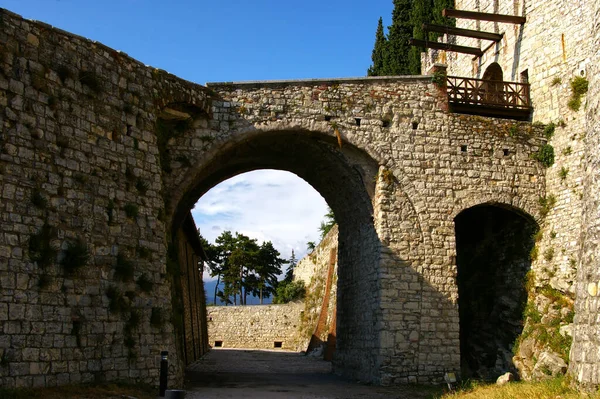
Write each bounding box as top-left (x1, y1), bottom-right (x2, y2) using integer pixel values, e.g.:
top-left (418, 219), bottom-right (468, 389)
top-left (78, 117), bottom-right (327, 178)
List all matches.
top-left (533, 144), bottom-right (555, 168)
top-left (60, 238), bottom-right (90, 276)
top-left (567, 76), bottom-right (589, 111)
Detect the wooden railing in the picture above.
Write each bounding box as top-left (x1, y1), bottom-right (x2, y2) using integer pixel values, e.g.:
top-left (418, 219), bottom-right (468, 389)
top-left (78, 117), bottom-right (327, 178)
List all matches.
top-left (446, 76), bottom-right (531, 110)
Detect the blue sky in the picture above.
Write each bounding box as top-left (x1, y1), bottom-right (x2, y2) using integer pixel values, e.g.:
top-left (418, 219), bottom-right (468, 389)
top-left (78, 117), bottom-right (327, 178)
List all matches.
top-left (4, 0), bottom-right (394, 277)
top-left (3, 0), bottom-right (393, 83)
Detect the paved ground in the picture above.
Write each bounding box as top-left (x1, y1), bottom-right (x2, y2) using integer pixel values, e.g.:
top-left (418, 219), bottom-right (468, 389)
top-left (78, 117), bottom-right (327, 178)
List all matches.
top-left (183, 349), bottom-right (443, 399)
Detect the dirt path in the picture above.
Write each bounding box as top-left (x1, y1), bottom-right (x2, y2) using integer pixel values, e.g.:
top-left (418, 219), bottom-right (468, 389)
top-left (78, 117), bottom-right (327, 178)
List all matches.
top-left (184, 349), bottom-right (442, 399)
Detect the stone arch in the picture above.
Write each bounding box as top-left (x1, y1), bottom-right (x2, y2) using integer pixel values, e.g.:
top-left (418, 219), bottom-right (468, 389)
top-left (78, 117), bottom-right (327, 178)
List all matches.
top-left (453, 202), bottom-right (538, 380)
top-left (165, 127), bottom-right (384, 382)
top-left (450, 194), bottom-right (540, 222)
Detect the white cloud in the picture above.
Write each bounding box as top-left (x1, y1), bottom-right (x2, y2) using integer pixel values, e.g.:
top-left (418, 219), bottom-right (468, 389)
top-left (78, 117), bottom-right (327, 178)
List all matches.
top-left (191, 170), bottom-right (329, 280)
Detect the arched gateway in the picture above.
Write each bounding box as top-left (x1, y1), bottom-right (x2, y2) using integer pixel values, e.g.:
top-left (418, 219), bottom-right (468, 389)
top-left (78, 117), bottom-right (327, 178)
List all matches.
top-left (0, 9), bottom-right (547, 389)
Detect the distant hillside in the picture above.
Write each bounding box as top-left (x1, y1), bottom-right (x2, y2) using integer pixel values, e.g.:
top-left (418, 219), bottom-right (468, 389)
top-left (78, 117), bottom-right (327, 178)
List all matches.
top-left (204, 280), bottom-right (273, 306)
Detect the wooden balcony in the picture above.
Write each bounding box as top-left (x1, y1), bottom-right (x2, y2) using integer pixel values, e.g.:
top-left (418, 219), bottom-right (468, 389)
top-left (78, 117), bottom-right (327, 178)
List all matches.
top-left (446, 76), bottom-right (532, 120)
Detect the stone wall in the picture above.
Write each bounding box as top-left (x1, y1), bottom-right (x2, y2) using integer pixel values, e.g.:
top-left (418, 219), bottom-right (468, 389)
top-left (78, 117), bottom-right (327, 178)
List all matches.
top-left (568, 0), bottom-right (600, 388)
top-left (423, 0), bottom-right (596, 384)
top-left (207, 303), bottom-right (305, 351)
top-left (0, 7), bottom-right (550, 388)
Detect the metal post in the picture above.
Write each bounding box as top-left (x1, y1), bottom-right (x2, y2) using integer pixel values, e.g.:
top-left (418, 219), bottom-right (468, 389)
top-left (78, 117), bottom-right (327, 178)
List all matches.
top-left (159, 350), bottom-right (168, 397)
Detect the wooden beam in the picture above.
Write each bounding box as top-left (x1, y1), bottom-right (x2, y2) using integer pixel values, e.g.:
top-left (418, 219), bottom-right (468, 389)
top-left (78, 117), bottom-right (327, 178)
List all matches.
top-left (442, 8), bottom-right (526, 24)
top-left (409, 39), bottom-right (483, 56)
top-left (423, 23), bottom-right (503, 42)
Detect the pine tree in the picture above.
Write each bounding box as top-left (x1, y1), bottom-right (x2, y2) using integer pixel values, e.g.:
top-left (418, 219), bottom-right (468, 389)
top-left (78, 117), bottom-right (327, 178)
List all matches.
top-left (368, 18), bottom-right (388, 76)
top-left (284, 250), bottom-right (297, 282)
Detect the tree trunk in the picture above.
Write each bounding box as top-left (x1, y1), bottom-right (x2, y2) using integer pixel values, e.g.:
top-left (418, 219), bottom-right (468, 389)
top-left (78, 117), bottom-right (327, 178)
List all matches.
top-left (260, 286), bottom-right (263, 305)
top-left (213, 274), bottom-right (220, 305)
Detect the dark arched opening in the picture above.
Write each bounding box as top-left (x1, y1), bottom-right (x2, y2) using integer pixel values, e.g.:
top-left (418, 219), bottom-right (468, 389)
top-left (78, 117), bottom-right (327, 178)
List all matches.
top-left (480, 62), bottom-right (505, 105)
top-left (454, 203), bottom-right (538, 380)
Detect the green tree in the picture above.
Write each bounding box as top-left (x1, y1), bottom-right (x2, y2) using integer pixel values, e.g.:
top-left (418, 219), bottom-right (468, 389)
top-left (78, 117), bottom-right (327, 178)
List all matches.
top-left (409, 0), bottom-right (433, 74)
top-left (273, 280), bottom-right (306, 304)
top-left (368, 17), bottom-right (388, 76)
top-left (253, 241), bottom-right (285, 304)
top-left (384, 0), bottom-right (413, 75)
top-left (318, 207), bottom-right (337, 240)
top-left (205, 231), bottom-right (284, 305)
top-left (284, 250), bottom-right (298, 282)
top-left (367, 0), bottom-right (455, 76)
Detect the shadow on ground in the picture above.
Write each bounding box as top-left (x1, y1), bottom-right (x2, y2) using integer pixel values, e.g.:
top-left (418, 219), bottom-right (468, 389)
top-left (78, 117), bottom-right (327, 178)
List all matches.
top-left (184, 349), bottom-right (443, 399)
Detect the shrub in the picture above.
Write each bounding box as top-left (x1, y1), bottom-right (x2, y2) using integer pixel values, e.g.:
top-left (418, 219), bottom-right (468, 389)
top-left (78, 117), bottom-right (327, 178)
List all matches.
top-left (29, 223), bottom-right (57, 268)
top-left (568, 76), bottom-right (589, 111)
top-left (150, 307), bottom-right (164, 328)
top-left (136, 273), bottom-right (153, 293)
top-left (124, 203), bottom-right (139, 219)
top-left (273, 280), bottom-right (306, 304)
top-left (31, 188), bottom-right (48, 209)
top-left (114, 253), bottom-right (134, 282)
top-left (61, 238), bottom-right (89, 276)
top-left (533, 144), bottom-right (555, 167)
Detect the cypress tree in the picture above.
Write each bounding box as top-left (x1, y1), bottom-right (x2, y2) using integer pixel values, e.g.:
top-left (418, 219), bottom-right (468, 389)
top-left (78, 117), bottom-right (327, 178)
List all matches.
top-left (368, 17), bottom-right (388, 76)
top-left (367, 0), bottom-right (455, 76)
top-left (409, 0), bottom-right (433, 74)
top-left (385, 0), bottom-right (413, 75)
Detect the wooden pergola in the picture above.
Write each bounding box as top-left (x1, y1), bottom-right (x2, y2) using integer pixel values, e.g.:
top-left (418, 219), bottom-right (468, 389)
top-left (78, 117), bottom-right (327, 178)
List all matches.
top-left (410, 8), bottom-right (526, 56)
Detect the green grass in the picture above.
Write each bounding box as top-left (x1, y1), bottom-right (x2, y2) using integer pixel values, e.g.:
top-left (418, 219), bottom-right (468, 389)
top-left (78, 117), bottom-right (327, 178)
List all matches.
top-left (435, 376), bottom-right (594, 399)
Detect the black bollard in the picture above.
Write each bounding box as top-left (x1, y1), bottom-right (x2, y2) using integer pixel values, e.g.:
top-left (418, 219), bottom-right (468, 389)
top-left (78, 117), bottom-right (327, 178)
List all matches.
top-left (165, 389), bottom-right (186, 399)
top-left (159, 351), bottom-right (168, 397)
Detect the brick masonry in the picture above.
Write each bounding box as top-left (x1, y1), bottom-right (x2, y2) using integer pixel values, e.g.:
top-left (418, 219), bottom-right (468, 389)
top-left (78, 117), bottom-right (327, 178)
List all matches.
top-left (0, 7), bottom-right (550, 388)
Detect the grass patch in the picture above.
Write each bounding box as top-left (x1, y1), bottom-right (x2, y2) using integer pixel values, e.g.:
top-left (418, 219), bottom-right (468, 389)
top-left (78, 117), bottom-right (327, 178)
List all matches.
top-left (31, 188), bottom-right (48, 209)
top-left (150, 307), bottom-right (164, 328)
top-left (60, 238), bottom-right (89, 276)
top-left (114, 253), bottom-right (134, 282)
top-left (29, 223), bottom-right (57, 268)
top-left (105, 286), bottom-right (130, 315)
top-left (123, 203), bottom-right (139, 219)
top-left (543, 122), bottom-right (555, 139)
top-left (135, 178), bottom-right (149, 194)
top-left (78, 70), bottom-right (102, 94)
top-left (136, 273), bottom-right (153, 293)
top-left (539, 194), bottom-right (557, 218)
top-left (437, 376), bottom-right (595, 399)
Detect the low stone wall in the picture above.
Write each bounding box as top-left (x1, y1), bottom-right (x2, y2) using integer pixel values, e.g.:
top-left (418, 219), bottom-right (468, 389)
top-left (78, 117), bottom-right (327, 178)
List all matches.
top-left (207, 303), bottom-right (305, 351)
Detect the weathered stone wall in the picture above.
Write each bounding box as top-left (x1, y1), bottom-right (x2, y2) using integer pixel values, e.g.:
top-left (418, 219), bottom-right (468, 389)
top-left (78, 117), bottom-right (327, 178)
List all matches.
top-left (568, 0), bottom-right (600, 388)
top-left (423, 0), bottom-right (596, 384)
top-left (0, 8), bottom-right (210, 388)
top-left (294, 226), bottom-right (338, 353)
top-left (0, 7), bottom-right (549, 388)
top-left (207, 303), bottom-right (305, 351)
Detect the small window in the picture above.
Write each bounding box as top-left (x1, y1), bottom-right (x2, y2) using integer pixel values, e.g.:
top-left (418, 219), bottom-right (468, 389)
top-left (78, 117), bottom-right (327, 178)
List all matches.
top-left (461, 145), bottom-right (468, 153)
top-left (214, 341), bottom-right (223, 347)
top-left (412, 122), bottom-right (419, 130)
top-left (324, 115), bottom-right (332, 121)
top-left (274, 341), bottom-right (283, 348)
top-left (503, 149), bottom-right (510, 156)
top-left (355, 118), bottom-right (361, 126)
top-left (382, 120), bottom-right (390, 128)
